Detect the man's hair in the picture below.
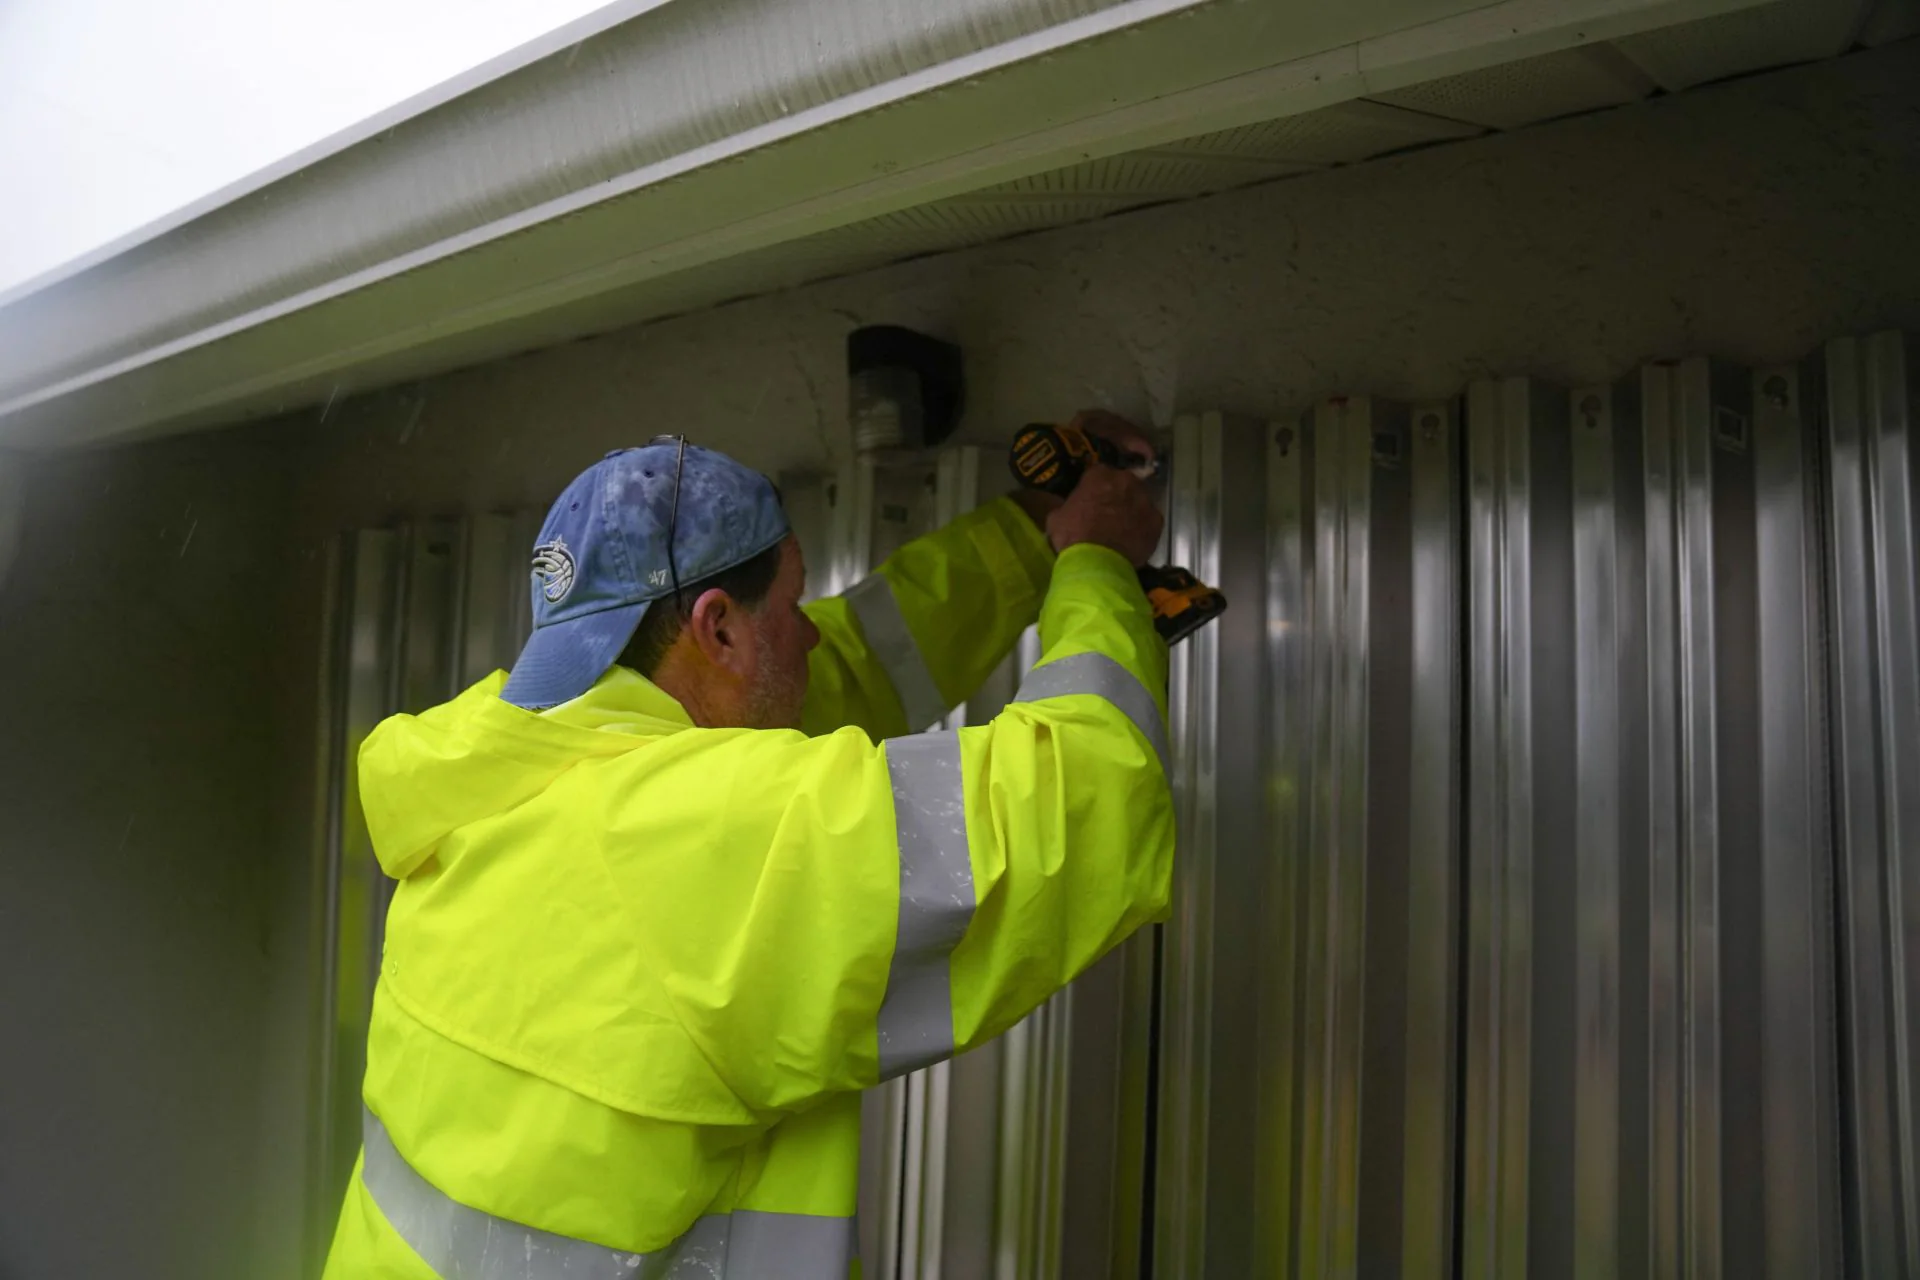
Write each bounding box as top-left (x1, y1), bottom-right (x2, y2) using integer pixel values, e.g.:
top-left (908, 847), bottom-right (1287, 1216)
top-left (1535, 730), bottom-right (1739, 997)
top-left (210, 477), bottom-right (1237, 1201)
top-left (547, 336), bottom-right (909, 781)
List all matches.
top-left (617, 540), bottom-right (786, 677)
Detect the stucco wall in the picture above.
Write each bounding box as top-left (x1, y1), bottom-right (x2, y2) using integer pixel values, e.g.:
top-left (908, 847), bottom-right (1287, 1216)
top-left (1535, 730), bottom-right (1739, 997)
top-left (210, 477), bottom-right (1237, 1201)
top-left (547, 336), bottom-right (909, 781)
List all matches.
top-left (0, 430), bottom-right (302, 1280)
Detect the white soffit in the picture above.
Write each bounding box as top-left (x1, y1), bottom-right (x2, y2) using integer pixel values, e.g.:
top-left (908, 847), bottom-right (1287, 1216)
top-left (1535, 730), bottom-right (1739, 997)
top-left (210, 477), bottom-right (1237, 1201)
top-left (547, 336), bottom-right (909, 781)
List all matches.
top-left (1, 0), bottom-right (1889, 448)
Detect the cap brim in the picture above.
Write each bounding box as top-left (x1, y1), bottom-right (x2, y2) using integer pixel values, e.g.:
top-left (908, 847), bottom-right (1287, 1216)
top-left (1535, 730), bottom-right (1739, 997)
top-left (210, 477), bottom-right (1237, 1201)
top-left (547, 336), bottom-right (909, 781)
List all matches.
top-left (500, 598), bottom-right (653, 710)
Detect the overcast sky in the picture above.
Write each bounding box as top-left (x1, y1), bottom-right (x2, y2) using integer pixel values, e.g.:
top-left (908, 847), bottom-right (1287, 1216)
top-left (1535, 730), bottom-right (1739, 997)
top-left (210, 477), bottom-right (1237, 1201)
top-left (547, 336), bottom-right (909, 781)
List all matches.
top-left (0, 0), bottom-right (614, 294)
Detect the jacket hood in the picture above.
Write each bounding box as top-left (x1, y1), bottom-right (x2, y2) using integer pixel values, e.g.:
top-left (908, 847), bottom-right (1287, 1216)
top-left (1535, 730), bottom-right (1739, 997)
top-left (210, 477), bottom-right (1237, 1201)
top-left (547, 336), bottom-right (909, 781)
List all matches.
top-left (357, 670), bottom-right (686, 878)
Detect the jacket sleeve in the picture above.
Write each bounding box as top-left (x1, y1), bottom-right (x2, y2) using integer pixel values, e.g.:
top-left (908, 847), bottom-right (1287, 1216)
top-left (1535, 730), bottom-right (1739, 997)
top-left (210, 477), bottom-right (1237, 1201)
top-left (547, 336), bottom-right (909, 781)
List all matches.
top-left (604, 541), bottom-right (1172, 1115)
top-left (801, 495), bottom-right (1055, 741)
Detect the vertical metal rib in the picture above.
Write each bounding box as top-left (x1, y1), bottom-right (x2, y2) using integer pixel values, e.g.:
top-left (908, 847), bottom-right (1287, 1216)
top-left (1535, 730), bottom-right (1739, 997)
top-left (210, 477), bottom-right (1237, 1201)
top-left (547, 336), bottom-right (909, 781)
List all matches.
top-left (908, 1059), bottom-right (958, 1279)
top-left (933, 446), bottom-right (981, 529)
top-left (400, 519), bottom-right (461, 711)
top-left (1106, 933), bottom-right (1154, 1280)
top-left (1865, 331), bottom-right (1920, 1275)
top-left (1261, 410), bottom-right (1309, 1278)
top-left (1014, 989), bottom-right (1072, 1280)
top-left (1673, 360), bottom-right (1723, 1280)
top-left (509, 510), bottom-right (542, 656)
top-left (305, 533), bottom-right (351, 1269)
top-left (1021, 999), bottom-right (1049, 1278)
top-left (1825, 332), bottom-right (1920, 1277)
top-left (1463, 377), bottom-right (1506, 1280)
top-left (1154, 410), bottom-right (1220, 1280)
top-left (1297, 398), bottom-right (1357, 1280)
top-left (1329, 399), bottom-right (1373, 1278)
top-left (1641, 366), bottom-right (1684, 1280)
top-left (1822, 334), bottom-right (1894, 1276)
top-left (1463, 377), bottom-right (1537, 1279)
top-left (1495, 378), bottom-right (1536, 1280)
top-left (1402, 399), bottom-right (1461, 1280)
top-left (1859, 332), bottom-right (1920, 1273)
top-left (900, 1069), bottom-right (930, 1277)
top-left (1751, 365), bottom-right (1839, 1279)
top-left (458, 512), bottom-right (534, 686)
top-left (304, 526), bottom-right (406, 1267)
top-left (1572, 386), bottom-right (1622, 1280)
top-left (992, 1016), bottom-right (1030, 1280)
top-left (1038, 984), bottom-right (1074, 1279)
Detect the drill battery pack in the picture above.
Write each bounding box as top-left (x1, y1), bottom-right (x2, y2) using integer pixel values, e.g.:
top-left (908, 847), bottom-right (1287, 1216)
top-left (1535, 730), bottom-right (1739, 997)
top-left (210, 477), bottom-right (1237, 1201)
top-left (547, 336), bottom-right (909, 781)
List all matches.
top-left (1137, 564), bottom-right (1228, 646)
top-left (1008, 420), bottom-right (1228, 646)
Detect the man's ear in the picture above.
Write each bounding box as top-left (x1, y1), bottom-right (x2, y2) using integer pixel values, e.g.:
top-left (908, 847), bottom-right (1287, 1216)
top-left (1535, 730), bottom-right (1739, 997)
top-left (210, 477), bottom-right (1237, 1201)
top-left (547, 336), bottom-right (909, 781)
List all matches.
top-left (686, 588), bottom-right (749, 674)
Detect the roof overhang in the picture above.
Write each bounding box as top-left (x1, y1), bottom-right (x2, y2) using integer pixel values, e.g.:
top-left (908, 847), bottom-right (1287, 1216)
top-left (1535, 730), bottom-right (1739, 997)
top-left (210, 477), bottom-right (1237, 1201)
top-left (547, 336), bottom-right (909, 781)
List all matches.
top-left (0, 0), bottom-right (1828, 449)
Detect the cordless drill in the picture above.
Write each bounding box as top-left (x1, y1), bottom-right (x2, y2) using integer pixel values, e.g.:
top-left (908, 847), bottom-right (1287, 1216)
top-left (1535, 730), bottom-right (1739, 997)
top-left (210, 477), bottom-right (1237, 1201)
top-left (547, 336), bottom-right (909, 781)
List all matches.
top-left (1009, 422), bottom-right (1228, 645)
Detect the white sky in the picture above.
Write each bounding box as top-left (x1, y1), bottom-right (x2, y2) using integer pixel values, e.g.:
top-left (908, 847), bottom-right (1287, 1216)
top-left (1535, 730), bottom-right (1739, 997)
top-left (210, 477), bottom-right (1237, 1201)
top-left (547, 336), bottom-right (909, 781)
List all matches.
top-left (0, 0), bottom-right (614, 294)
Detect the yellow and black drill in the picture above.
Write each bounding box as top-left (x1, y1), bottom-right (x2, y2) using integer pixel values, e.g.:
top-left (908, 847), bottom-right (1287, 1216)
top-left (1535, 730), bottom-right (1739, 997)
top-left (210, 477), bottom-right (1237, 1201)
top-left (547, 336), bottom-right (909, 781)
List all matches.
top-left (1009, 421), bottom-right (1227, 645)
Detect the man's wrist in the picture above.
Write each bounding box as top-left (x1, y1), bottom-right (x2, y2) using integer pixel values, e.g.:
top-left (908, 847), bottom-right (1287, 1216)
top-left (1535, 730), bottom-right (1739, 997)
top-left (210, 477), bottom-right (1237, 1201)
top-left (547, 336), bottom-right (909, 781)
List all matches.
top-left (1008, 489), bottom-right (1064, 532)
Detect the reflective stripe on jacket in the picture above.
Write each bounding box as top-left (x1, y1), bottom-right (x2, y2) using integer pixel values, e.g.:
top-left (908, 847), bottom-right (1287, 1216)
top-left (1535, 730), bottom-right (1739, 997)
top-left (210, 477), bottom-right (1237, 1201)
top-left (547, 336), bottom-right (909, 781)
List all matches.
top-left (322, 498), bottom-right (1175, 1278)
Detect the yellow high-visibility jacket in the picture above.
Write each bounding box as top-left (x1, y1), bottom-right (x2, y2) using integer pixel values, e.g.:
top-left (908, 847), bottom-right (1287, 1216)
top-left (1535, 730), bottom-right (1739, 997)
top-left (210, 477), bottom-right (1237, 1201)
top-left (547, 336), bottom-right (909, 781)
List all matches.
top-left (323, 497), bottom-right (1175, 1279)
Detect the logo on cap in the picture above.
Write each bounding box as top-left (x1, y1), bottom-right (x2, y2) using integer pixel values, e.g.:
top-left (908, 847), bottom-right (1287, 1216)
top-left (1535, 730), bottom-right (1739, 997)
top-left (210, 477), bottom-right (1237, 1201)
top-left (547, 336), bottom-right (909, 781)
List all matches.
top-left (532, 538), bottom-right (576, 603)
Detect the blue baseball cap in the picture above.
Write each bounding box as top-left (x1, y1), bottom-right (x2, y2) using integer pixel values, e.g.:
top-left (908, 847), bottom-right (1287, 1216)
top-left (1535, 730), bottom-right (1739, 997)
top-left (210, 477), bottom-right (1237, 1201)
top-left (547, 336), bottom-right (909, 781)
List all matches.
top-left (501, 440), bottom-right (790, 709)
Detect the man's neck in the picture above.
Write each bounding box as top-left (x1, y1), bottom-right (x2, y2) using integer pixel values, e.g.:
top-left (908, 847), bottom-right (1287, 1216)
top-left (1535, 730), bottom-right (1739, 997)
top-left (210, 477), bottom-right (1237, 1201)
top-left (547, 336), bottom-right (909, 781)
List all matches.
top-left (648, 656), bottom-right (734, 729)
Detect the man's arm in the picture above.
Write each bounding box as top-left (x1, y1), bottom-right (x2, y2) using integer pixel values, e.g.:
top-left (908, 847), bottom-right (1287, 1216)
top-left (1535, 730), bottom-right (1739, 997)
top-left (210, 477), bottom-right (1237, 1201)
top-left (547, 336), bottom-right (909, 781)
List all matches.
top-left (604, 466), bottom-right (1172, 1113)
top-left (801, 413), bottom-right (1153, 742)
top-left (800, 493), bottom-right (1054, 741)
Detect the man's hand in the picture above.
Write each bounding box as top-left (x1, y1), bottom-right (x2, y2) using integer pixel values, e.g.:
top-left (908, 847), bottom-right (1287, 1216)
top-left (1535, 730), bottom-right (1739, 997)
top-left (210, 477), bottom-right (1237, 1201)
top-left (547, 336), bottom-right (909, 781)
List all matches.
top-left (1067, 409), bottom-right (1158, 474)
top-left (1046, 464), bottom-right (1164, 567)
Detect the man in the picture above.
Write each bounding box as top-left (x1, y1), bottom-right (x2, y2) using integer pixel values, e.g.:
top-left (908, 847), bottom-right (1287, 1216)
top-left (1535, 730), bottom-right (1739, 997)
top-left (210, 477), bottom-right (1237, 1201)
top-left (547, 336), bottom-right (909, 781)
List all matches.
top-left (325, 414), bottom-right (1177, 1278)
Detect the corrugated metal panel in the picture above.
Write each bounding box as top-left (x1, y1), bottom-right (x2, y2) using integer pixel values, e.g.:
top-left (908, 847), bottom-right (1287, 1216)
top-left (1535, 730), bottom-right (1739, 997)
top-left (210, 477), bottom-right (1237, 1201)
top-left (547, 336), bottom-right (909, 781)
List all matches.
top-left (1142, 349), bottom-right (1916, 1279)
top-left (309, 527), bottom-right (400, 1266)
top-left (1822, 331), bottom-right (1920, 1279)
top-left (1460, 363), bottom-right (1842, 1279)
top-left (299, 337), bottom-right (1919, 1277)
top-left (1150, 402), bottom-right (1463, 1277)
top-left (306, 513), bottom-right (531, 1273)
top-left (1152, 410), bottom-right (1228, 1279)
top-left (457, 512), bottom-right (542, 685)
